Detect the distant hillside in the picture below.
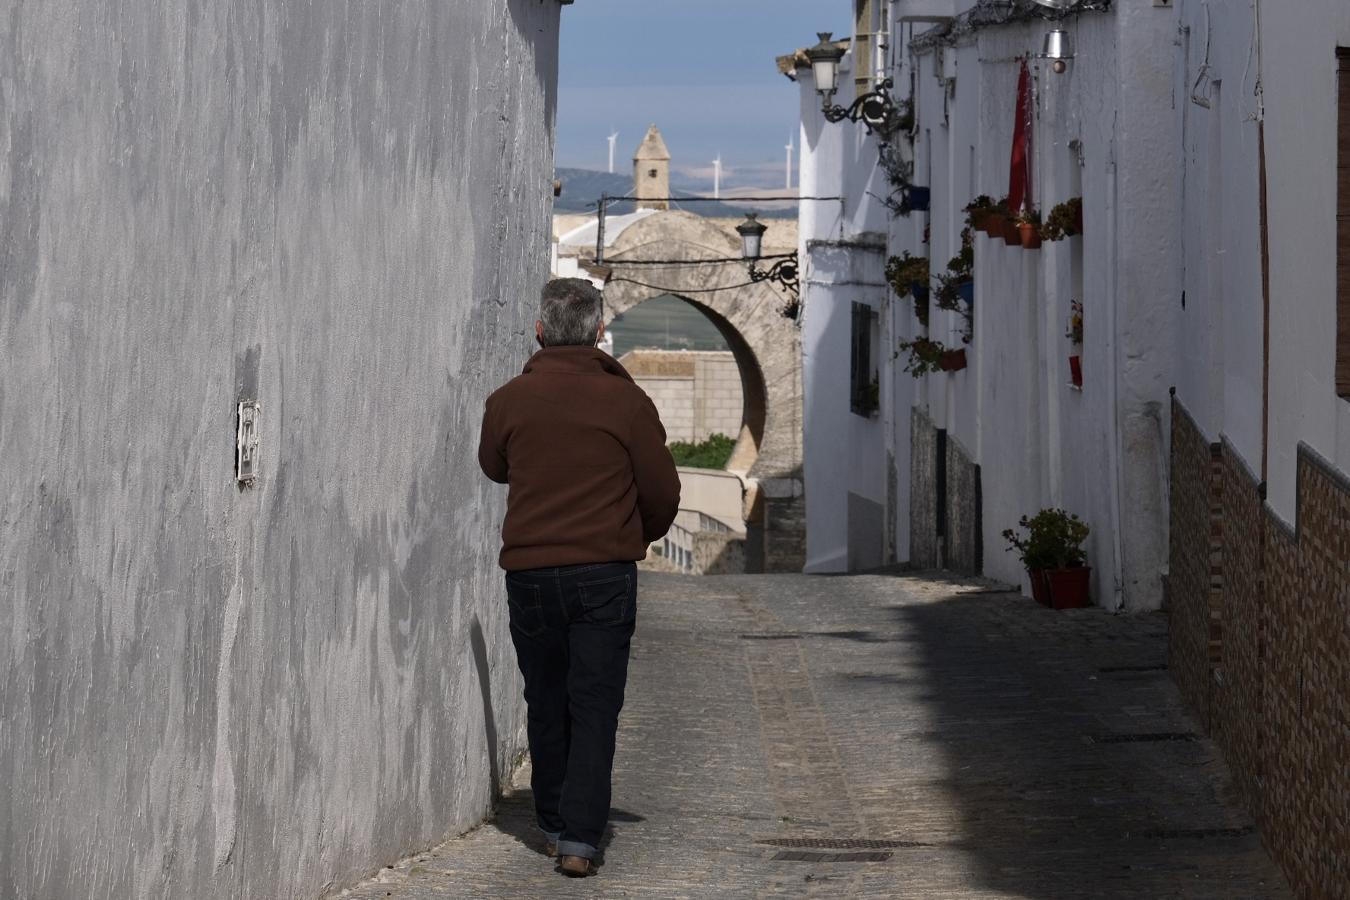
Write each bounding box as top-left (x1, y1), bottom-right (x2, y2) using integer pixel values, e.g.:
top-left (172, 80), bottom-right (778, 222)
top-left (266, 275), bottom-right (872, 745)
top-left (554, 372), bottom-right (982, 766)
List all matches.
top-left (553, 167), bottom-right (796, 219)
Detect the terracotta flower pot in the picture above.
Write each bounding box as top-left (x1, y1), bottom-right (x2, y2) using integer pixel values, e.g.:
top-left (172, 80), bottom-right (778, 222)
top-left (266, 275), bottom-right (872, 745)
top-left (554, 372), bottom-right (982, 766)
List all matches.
top-left (1001, 218), bottom-right (1022, 246)
top-left (1018, 222), bottom-right (1042, 249)
top-left (1027, 569), bottom-right (1051, 607)
top-left (1046, 566), bottom-right (1092, 609)
top-left (1073, 205), bottom-right (1084, 235)
top-left (1069, 354), bottom-right (1083, 387)
top-left (969, 209), bottom-right (991, 232)
top-left (939, 348), bottom-right (968, 372)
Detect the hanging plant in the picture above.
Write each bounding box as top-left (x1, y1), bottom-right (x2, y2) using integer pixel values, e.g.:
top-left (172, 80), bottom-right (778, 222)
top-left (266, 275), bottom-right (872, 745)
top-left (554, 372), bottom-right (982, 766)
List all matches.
top-left (932, 229), bottom-right (975, 344)
top-left (898, 336), bottom-right (952, 376)
top-left (885, 252), bottom-right (931, 326)
top-left (1042, 197), bottom-right (1083, 241)
top-left (965, 195), bottom-right (997, 233)
top-left (1016, 207), bottom-right (1043, 249)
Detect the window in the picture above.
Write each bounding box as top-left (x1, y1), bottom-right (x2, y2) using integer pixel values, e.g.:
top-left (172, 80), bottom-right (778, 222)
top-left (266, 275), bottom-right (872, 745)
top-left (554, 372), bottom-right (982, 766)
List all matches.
top-left (1338, 48), bottom-right (1350, 398)
top-left (850, 302), bottom-right (879, 416)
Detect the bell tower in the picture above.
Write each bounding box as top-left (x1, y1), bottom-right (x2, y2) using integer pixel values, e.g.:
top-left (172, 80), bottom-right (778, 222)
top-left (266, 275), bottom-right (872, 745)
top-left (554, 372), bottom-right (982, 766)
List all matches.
top-left (633, 124), bottom-right (671, 210)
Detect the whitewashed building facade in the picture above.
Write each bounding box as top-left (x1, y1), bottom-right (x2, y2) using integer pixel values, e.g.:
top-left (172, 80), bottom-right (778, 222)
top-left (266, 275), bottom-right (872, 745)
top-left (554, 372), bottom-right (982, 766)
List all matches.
top-left (787, 1), bottom-right (1350, 893)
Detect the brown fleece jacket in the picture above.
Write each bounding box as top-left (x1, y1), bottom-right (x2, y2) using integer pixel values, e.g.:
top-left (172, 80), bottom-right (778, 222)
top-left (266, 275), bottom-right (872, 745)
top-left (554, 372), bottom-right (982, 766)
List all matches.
top-left (478, 346), bottom-right (681, 571)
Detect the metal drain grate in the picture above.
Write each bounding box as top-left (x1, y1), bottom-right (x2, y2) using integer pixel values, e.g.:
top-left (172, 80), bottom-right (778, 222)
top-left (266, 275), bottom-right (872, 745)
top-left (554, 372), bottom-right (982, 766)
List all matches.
top-left (1090, 732), bottom-right (1199, 744)
top-left (758, 838), bottom-right (927, 849)
top-left (1142, 826), bottom-right (1254, 840)
top-left (771, 850), bottom-right (893, 863)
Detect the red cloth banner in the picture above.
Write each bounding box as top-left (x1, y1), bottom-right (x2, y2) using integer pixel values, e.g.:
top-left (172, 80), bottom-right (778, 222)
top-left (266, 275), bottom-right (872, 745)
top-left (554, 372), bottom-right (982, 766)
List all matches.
top-left (1008, 60), bottom-right (1032, 213)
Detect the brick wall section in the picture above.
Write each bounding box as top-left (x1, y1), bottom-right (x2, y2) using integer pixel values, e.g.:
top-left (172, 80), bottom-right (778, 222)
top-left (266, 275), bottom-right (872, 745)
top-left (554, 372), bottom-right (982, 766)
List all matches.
top-left (1170, 395), bottom-right (1350, 899)
top-left (1212, 438), bottom-right (1266, 813)
top-left (1167, 396), bottom-right (1222, 724)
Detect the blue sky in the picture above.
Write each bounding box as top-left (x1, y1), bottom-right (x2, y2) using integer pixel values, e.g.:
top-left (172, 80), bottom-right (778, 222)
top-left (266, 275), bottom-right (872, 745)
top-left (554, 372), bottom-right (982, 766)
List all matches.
top-left (556, 1), bottom-right (851, 187)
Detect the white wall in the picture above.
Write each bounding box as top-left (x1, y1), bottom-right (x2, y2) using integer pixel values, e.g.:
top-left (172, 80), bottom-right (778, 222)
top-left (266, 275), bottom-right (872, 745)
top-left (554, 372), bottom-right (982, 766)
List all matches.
top-left (798, 52), bottom-right (895, 573)
top-left (1261, 2), bottom-right (1350, 520)
top-left (894, 3), bottom-right (1179, 609)
top-left (0, 2), bottom-right (561, 897)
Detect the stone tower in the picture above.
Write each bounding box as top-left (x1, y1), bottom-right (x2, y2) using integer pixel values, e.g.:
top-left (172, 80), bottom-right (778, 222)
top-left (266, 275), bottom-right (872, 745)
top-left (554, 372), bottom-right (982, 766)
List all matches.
top-left (633, 124), bottom-right (671, 210)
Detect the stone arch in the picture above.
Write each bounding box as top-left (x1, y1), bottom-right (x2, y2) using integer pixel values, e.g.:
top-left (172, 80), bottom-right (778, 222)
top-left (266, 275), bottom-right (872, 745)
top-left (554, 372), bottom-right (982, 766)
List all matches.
top-left (600, 210), bottom-right (804, 572)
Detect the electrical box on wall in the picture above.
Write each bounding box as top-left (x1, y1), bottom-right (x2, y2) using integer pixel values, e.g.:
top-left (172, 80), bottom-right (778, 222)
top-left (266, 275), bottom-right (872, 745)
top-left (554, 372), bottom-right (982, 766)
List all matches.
top-left (237, 401), bottom-right (261, 485)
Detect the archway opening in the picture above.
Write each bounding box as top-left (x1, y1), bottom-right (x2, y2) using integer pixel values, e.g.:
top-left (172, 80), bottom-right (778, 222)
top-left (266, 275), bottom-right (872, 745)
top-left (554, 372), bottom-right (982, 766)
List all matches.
top-left (607, 293), bottom-right (767, 477)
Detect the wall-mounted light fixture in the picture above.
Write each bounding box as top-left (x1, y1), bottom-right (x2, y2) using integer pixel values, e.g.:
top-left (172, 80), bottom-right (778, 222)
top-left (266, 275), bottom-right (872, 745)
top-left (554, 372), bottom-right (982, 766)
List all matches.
top-left (1040, 28), bottom-right (1074, 74)
top-left (1031, 0), bottom-right (1082, 10)
top-left (737, 214), bottom-right (800, 301)
top-left (805, 32), bottom-right (907, 139)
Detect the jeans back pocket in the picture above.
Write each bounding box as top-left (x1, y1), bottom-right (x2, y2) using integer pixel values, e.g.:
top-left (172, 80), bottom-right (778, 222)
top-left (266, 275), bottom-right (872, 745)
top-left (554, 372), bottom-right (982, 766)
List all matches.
top-left (576, 572), bottom-right (633, 625)
top-left (505, 576), bottom-right (548, 637)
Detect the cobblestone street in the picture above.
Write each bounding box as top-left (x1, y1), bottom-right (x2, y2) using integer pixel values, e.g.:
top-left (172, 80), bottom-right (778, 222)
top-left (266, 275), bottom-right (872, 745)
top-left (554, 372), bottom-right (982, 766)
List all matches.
top-left (344, 572), bottom-right (1289, 899)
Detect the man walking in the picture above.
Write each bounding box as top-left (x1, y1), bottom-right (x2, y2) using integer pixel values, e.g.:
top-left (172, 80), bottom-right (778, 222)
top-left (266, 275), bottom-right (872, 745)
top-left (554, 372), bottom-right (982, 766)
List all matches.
top-left (478, 278), bottom-right (680, 877)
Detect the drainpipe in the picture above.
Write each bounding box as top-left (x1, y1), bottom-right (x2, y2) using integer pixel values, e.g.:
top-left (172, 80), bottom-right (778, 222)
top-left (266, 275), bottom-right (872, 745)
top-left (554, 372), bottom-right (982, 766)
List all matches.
top-left (1104, 156), bottom-right (1126, 611)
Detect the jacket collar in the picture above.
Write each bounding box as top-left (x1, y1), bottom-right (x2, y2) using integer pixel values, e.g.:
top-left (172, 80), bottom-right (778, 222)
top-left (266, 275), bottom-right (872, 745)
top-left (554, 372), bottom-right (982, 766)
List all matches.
top-left (522, 346), bottom-right (634, 382)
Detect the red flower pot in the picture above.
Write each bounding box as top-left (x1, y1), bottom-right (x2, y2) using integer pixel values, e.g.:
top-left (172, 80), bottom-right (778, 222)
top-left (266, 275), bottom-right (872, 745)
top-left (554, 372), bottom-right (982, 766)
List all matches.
top-left (1027, 569), bottom-right (1051, 606)
top-left (1046, 566), bottom-right (1092, 609)
top-left (939, 348), bottom-right (967, 372)
top-left (1018, 222), bottom-right (1042, 249)
top-left (1001, 218), bottom-right (1022, 246)
top-left (1073, 206), bottom-right (1084, 235)
top-left (969, 210), bottom-right (990, 232)
top-left (1069, 354), bottom-right (1083, 387)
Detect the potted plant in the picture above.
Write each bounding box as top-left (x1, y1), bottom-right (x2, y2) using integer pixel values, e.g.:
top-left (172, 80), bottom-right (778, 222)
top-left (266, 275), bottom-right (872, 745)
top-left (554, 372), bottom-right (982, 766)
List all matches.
top-left (1042, 197), bottom-right (1083, 241)
top-left (964, 195), bottom-right (997, 233)
top-left (898, 336), bottom-right (954, 376)
top-left (1016, 207), bottom-right (1043, 249)
top-left (903, 185), bottom-right (931, 212)
top-left (1002, 508), bottom-right (1092, 609)
top-left (939, 347), bottom-right (968, 371)
top-left (885, 253), bottom-right (931, 326)
top-left (1066, 299), bottom-right (1083, 387)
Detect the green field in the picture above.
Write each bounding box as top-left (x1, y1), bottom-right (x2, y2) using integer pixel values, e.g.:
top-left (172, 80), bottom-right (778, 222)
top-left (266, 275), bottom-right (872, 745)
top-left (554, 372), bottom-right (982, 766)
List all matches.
top-left (608, 294), bottom-right (729, 358)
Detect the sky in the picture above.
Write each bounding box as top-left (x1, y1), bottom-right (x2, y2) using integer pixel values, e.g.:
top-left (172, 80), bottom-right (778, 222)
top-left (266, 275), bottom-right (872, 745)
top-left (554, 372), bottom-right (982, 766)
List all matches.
top-left (556, 1), bottom-right (851, 190)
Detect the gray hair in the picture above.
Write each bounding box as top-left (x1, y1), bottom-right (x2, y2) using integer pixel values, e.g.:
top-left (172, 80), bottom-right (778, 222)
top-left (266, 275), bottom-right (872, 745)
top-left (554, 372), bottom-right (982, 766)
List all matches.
top-left (539, 278), bottom-right (604, 347)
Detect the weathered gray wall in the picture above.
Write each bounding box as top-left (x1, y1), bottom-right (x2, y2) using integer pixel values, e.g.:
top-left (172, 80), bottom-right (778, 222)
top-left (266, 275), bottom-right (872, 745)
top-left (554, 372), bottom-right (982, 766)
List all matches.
top-left (0, 2), bottom-right (561, 897)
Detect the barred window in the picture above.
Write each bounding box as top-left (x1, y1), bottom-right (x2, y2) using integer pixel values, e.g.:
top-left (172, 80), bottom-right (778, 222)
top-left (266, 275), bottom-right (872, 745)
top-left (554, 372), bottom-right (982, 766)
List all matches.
top-left (850, 302), bottom-right (879, 417)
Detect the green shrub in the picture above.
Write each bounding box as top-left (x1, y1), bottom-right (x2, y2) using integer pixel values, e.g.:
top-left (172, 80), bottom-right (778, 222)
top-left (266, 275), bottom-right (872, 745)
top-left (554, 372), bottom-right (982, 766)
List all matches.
top-left (669, 433), bottom-right (736, 469)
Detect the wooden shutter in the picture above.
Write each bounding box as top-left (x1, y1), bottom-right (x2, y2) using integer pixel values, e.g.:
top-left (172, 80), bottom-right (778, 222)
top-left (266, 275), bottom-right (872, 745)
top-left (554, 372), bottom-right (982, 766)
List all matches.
top-left (1338, 48), bottom-right (1350, 398)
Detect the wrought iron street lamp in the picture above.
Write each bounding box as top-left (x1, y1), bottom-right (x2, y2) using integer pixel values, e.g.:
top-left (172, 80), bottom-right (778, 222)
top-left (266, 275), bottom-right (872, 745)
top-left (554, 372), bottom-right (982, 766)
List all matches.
top-left (805, 32), bottom-right (908, 139)
top-left (737, 214), bottom-right (800, 303)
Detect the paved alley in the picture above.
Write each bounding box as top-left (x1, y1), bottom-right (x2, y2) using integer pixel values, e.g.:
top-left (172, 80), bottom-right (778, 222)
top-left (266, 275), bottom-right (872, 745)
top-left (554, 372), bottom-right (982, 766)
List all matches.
top-left (343, 572), bottom-right (1289, 899)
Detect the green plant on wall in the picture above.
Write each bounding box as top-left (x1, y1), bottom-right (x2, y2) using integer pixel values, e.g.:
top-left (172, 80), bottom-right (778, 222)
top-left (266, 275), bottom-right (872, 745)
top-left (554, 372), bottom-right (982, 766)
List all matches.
top-left (885, 252), bottom-right (931, 326)
top-left (668, 433), bottom-right (736, 469)
top-left (897, 336), bottom-right (956, 377)
top-left (1042, 197), bottom-right (1083, 241)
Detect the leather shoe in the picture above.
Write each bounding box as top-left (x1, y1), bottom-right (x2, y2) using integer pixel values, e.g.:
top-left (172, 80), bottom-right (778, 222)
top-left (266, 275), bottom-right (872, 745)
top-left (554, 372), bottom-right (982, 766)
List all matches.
top-left (558, 855), bottom-right (597, 877)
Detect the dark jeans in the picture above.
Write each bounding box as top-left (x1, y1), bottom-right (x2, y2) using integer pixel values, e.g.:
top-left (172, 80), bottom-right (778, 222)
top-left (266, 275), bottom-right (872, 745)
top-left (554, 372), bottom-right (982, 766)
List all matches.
top-left (504, 561), bottom-right (637, 860)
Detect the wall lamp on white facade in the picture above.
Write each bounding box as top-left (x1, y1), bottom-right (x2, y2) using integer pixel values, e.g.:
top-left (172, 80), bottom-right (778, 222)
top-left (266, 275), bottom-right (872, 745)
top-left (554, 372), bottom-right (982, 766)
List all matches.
top-left (805, 32), bottom-right (907, 139)
top-left (1030, 0), bottom-right (1084, 10)
top-left (1040, 28), bottom-right (1074, 74)
top-left (736, 214), bottom-right (800, 299)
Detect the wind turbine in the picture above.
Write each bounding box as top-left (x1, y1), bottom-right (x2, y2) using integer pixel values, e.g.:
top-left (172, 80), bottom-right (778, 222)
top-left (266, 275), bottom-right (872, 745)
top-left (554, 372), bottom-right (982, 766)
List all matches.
top-left (607, 130), bottom-right (619, 174)
top-left (713, 154), bottom-right (722, 199)
top-left (785, 134), bottom-right (795, 190)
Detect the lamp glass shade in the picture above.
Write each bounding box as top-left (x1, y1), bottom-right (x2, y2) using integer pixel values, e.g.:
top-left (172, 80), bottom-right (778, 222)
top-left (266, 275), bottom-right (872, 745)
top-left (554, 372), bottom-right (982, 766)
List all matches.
top-left (805, 32), bottom-right (845, 96)
top-left (736, 214), bottom-right (768, 260)
top-left (1031, 0), bottom-right (1079, 9)
top-left (1041, 29), bottom-right (1073, 60)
